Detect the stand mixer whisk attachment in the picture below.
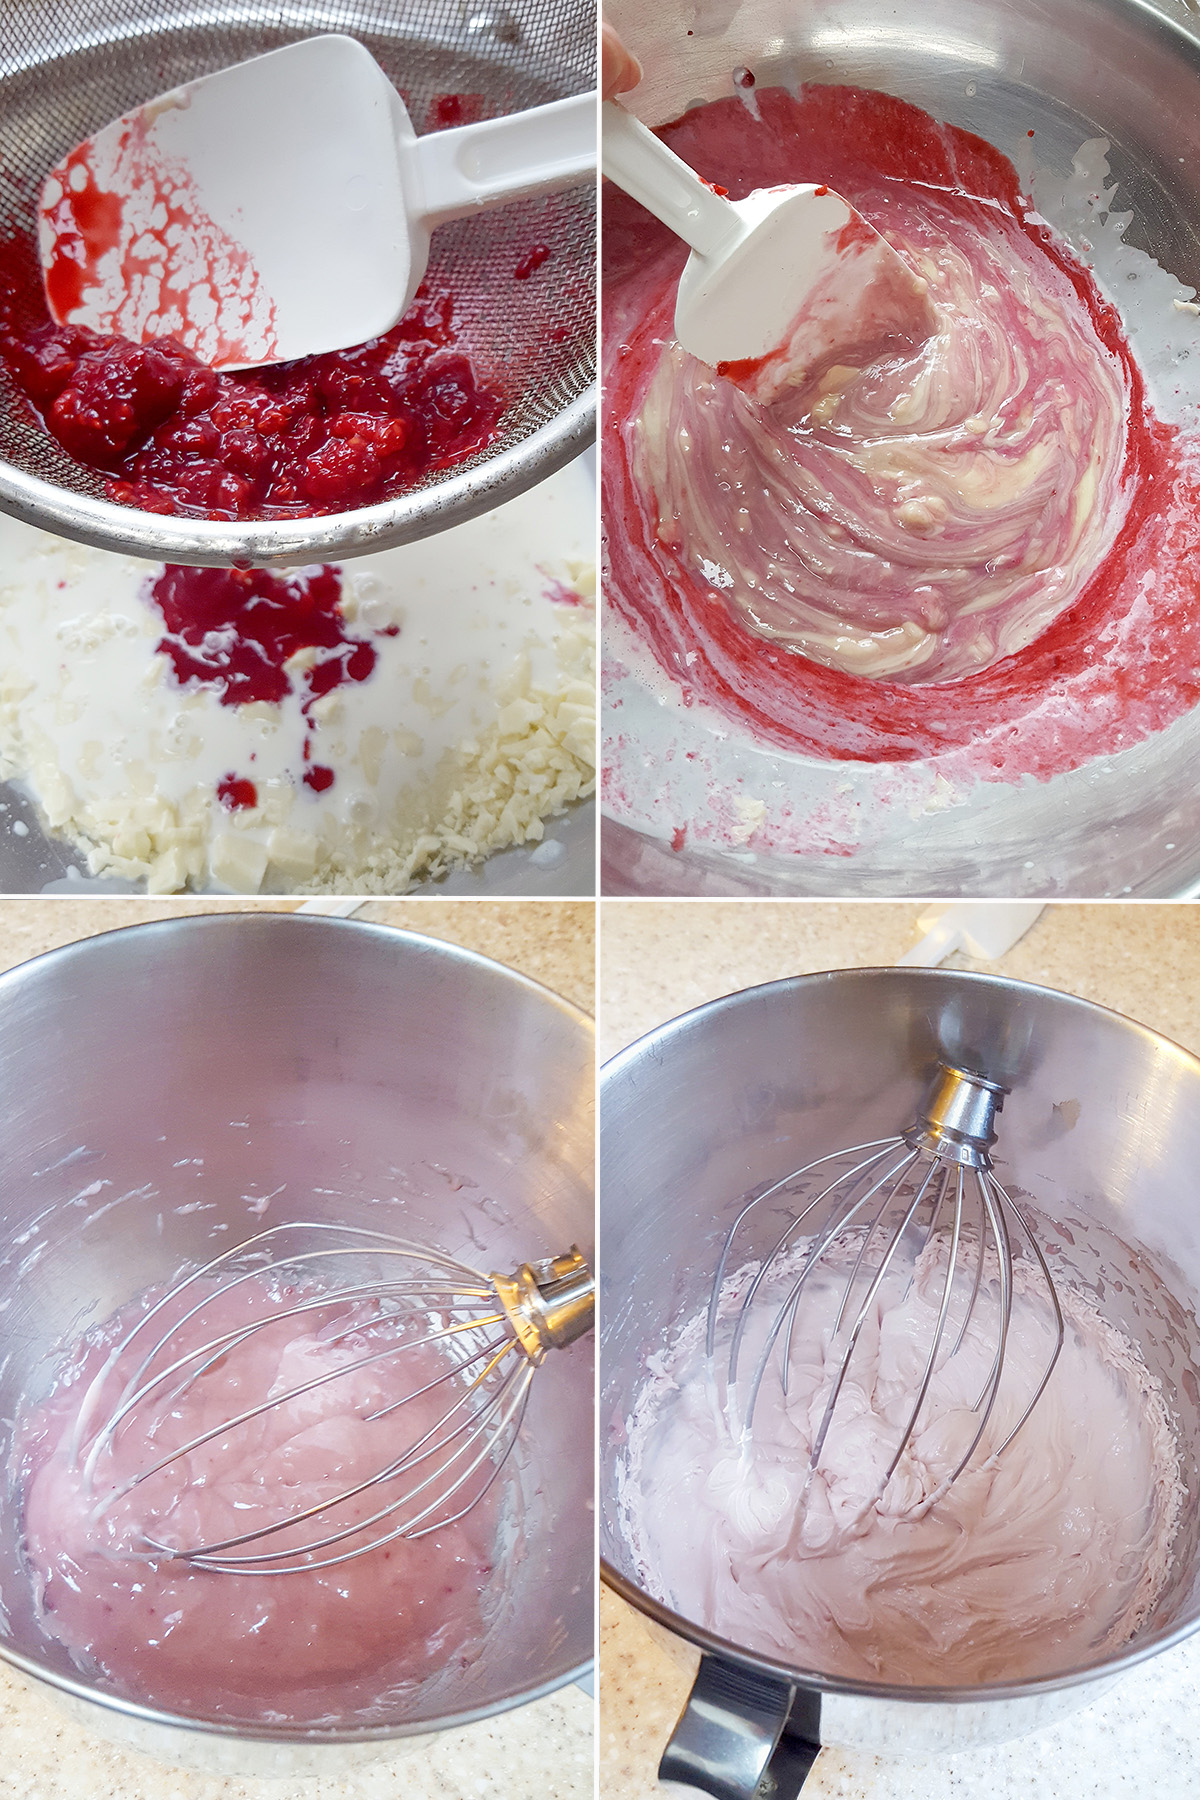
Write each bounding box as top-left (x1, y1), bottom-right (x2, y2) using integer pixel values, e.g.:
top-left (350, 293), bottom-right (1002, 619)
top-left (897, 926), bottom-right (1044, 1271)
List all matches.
top-left (72, 1223), bottom-right (594, 1574)
top-left (708, 1064), bottom-right (1065, 1510)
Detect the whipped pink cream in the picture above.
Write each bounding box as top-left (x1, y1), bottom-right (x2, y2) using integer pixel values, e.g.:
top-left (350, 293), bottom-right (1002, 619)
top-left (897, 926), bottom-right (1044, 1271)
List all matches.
top-left (620, 1243), bottom-right (1183, 1686)
top-left (15, 1271), bottom-right (503, 1721)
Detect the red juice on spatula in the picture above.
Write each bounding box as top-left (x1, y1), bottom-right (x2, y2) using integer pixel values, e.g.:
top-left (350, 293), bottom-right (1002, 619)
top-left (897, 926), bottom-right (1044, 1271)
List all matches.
top-left (601, 98), bottom-right (936, 404)
top-left (38, 33), bottom-right (595, 371)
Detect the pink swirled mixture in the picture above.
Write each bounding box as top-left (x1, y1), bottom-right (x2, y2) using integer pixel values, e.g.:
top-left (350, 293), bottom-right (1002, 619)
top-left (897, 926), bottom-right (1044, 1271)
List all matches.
top-left (603, 86), bottom-right (1200, 773)
top-left (635, 201), bottom-right (1127, 681)
top-left (14, 1274), bottom-right (502, 1722)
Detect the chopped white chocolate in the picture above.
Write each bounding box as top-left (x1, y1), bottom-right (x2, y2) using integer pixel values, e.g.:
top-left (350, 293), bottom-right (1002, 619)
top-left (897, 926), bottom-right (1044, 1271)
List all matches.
top-left (266, 827), bottom-right (320, 882)
top-left (209, 833), bottom-right (268, 895)
top-left (0, 466), bottom-right (595, 892)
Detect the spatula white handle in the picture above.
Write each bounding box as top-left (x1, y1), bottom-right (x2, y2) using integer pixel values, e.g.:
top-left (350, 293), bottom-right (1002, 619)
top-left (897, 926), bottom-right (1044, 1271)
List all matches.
top-left (601, 100), bottom-right (736, 258)
top-left (412, 92), bottom-right (597, 226)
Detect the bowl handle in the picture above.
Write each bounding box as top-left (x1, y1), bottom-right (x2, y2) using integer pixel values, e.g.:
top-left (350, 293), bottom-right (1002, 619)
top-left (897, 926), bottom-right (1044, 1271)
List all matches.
top-left (658, 1654), bottom-right (822, 1798)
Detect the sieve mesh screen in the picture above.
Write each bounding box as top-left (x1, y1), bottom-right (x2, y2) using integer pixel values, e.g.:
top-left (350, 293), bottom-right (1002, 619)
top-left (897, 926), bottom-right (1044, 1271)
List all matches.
top-left (0, 0), bottom-right (595, 548)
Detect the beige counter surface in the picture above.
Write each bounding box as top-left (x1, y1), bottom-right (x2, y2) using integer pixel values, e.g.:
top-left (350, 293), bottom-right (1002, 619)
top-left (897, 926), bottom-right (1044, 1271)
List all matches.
top-left (599, 898), bottom-right (1200, 1800)
top-left (0, 896), bottom-right (595, 1800)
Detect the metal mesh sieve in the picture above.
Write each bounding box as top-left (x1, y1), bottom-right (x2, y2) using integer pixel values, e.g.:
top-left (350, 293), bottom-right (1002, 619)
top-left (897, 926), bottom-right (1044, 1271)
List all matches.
top-left (0, 0), bottom-right (596, 565)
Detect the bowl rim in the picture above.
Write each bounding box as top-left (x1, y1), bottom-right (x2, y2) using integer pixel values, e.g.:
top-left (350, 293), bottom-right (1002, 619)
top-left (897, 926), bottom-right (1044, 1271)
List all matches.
top-left (0, 907), bottom-right (596, 1034)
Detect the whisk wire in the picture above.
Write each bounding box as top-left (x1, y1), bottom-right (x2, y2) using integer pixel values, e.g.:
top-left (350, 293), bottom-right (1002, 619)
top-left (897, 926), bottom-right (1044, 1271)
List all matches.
top-left (830, 1156), bottom-right (951, 1341)
top-left (949, 1180), bottom-right (989, 1361)
top-left (153, 1337), bottom-right (529, 1571)
top-left (72, 1224), bottom-right (594, 1575)
top-left (154, 1281), bottom-right (501, 1423)
top-left (987, 1172), bottom-right (1066, 1460)
top-left (877, 1162), bottom-right (964, 1495)
top-left (778, 1153), bottom-right (943, 1401)
top-left (70, 1222), bottom-right (495, 1464)
top-left (83, 1293), bottom-right (511, 1505)
top-left (711, 1065), bottom-right (1066, 1515)
top-left (730, 1146), bottom-right (892, 1399)
top-left (807, 1152), bottom-right (941, 1476)
top-left (933, 1168), bottom-right (1014, 1499)
top-left (705, 1138), bottom-right (900, 1364)
top-left (152, 1366), bottom-right (536, 1574)
top-left (740, 1145), bottom-right (921, 1435)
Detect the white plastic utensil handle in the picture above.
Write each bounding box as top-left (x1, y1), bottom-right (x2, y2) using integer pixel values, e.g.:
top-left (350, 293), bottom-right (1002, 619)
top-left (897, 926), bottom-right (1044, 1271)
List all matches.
top-left (413, 91), bottom-right (597, 226)
top-left (601, 100), bottom-right (737, 257)
top-left (296, 899), bottom-right (367, 917)
top-left (898, 903), bottom-right (1045, 968)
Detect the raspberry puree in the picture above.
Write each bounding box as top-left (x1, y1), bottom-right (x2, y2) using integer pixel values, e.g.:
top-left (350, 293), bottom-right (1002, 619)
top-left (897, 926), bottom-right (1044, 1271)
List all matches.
top-left (15, 1270), bottom-right (505, 1721)
top-left (0, 231), bottom-right (504, 519)
top-left (603, 86), bottom-right (1200, 776)
top-left (151, 564), bottom-right (373, 708)
top-left (149, 561), bottom-right (395, 798)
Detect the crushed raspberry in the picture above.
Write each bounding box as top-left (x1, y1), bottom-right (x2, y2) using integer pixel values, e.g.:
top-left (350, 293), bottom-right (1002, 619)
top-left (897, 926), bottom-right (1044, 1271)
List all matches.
top-left (425, 93), bottom-right (486, 131)
top-left (0, 235), bottom-right (505, 520)
top-left (515, 244), bottom-right (553, 280)
top-left (49, 340), bottom-right (189, 469)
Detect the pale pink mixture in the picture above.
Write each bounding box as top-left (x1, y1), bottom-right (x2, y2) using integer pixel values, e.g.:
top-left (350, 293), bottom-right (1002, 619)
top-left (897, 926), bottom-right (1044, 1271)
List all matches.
top-left (725, 212), bottom-right (937, 408)
top-left (619, 1245), bottom-right (1184, 1685)
top-left (15, 1273), bottom-right (504, 1721)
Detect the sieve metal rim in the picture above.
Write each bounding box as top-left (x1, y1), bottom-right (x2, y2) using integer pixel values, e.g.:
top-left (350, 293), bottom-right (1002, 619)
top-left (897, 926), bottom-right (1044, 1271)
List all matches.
top-left (0, 384), bottom-right (595, 567)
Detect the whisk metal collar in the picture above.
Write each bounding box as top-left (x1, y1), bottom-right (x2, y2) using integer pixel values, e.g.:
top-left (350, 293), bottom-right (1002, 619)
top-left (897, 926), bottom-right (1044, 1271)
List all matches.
top-left (901, 1063), bottom-right (1008, 1170)
top-left (492, 1246), bottom-right (595, 1365)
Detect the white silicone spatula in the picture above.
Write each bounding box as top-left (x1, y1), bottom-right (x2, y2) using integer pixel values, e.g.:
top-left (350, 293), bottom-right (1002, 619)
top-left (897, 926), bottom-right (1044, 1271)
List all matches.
top-left (38, 34), bottom-right (596, 371)
top-left (602, 100), bottom-right (935, 405)
top-left (898, 903), bottom-right (1046, 968)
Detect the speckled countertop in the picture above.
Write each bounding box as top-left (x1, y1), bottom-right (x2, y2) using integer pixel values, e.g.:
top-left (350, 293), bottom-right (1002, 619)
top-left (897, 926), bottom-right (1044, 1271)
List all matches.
top-left (598, 899), bottom-right (1200, 1800)
top-left (0, 896), bottom-right (595, 1800)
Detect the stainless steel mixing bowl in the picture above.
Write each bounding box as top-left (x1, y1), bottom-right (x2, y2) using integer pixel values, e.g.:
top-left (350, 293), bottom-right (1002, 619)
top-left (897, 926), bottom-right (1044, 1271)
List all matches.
top-left (0, 912), bottom-right (594, 1778)
top-left (600, 967), bottom-right (1200, 1796)
top-left (601, 0), bottom-right (1200, 897)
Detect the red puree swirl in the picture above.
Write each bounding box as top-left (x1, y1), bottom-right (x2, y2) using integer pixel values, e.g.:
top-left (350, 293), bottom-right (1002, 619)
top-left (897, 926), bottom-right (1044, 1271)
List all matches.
top-left (0, 234), bottom-right (504, 519)
top-left (603, 86), bottom-right (1200, 779)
